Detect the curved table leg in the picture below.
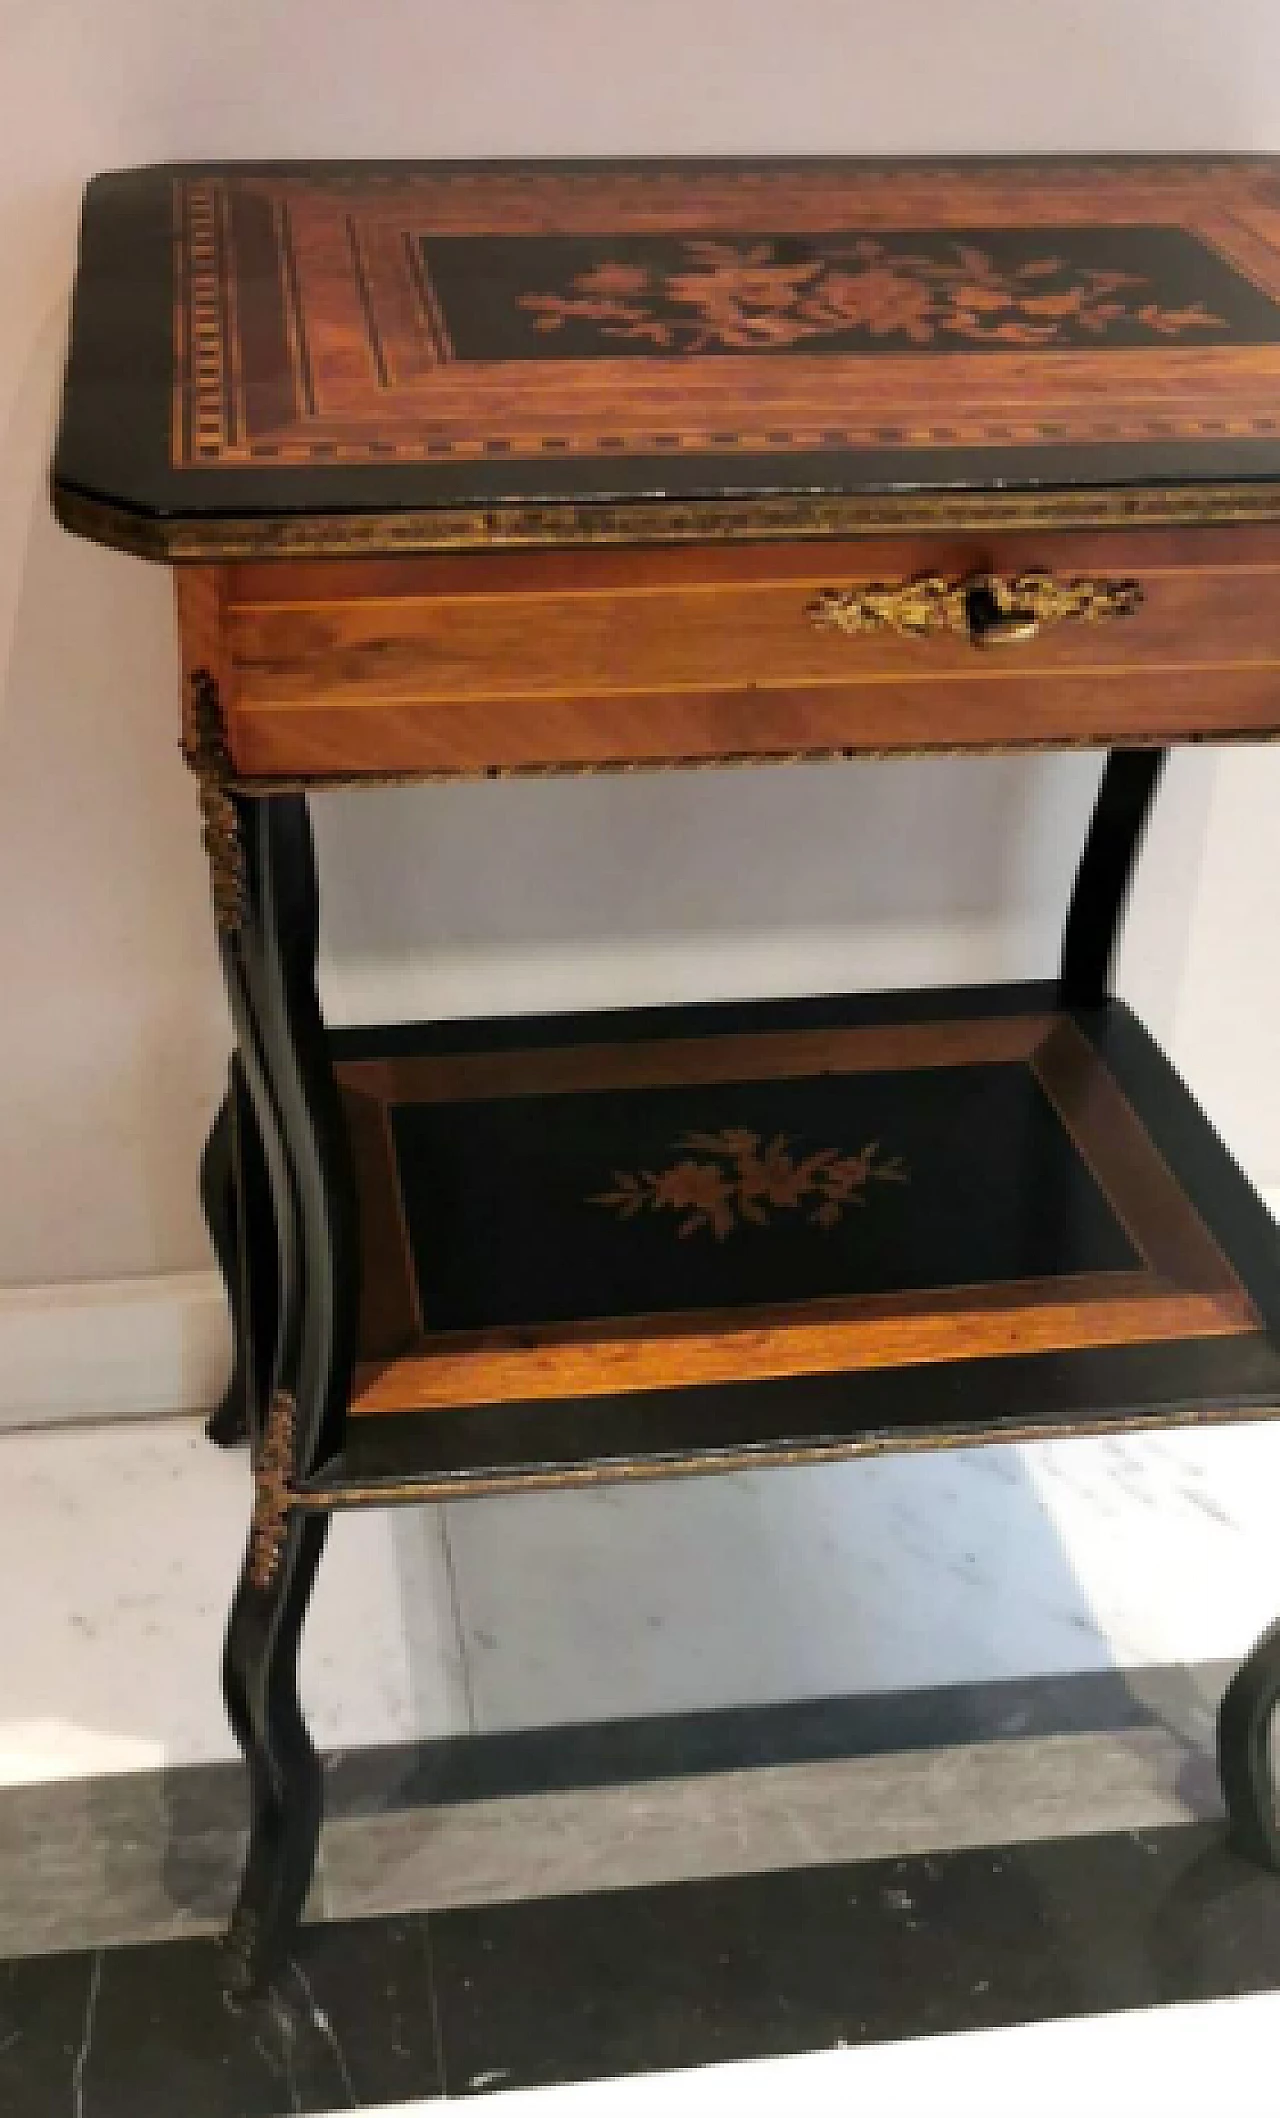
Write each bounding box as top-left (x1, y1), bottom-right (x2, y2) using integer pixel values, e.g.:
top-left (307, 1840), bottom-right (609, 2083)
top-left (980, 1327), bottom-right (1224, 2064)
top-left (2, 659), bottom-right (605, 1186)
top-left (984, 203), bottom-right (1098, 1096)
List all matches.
top-left (1218, 1621), bottom-right (1280, 1867)
top-left (1059, 747), bottom-right (1167, 1007)
top-left (213, 793), bottom-right (358, 1993)
top-left (200, 1086), bottom-right (250, 1447)
top-left (1060, 751), bottom-right (1280, 1868)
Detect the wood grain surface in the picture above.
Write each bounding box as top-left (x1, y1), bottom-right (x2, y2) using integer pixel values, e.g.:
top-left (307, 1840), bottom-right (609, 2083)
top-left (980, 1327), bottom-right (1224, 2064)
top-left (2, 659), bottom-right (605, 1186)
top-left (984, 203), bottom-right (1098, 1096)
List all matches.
top-left (169, 527), bottom-right (1280, 776)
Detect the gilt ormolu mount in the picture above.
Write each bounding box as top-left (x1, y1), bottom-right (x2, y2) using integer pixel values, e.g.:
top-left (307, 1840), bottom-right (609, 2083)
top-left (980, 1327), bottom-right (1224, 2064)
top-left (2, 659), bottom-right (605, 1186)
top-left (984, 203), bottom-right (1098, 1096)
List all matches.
top-left (53, 156), bottom-right (1280, 1988)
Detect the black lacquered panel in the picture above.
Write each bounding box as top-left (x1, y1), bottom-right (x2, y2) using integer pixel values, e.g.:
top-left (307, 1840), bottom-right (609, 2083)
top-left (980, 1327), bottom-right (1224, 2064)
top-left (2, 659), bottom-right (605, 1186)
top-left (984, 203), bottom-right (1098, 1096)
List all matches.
top-left (387, 1060), bottom-right (1137, 1336)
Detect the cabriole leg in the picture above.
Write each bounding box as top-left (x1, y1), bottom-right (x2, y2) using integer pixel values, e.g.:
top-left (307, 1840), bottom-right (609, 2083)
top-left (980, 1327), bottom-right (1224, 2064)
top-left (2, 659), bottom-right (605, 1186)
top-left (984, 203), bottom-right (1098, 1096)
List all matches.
top-left (211, 792), bottom-right (358, 1992)
top-left (200, 1083), bottom-right (250, 1446)
top-left (1059, 747), bottom-right (1167, 1007)
top-left (1219, 1625), bottom-right (1280, 1867)
top-left (202, 1063), bottom-right (280, 1448)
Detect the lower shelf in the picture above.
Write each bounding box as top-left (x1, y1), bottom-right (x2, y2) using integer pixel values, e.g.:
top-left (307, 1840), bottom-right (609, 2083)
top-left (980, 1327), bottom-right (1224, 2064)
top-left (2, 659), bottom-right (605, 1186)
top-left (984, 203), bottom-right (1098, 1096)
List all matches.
top-left (296, 980), bottom-right (1280, 1506)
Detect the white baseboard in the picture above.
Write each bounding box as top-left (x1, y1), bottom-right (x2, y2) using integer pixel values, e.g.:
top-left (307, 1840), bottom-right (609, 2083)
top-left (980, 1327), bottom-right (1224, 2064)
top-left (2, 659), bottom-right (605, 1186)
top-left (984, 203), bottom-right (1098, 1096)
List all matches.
top-left (3, 1187), bottom-right (1279, 1431)
top-left (0, 1272), bottom-right (230, 1429)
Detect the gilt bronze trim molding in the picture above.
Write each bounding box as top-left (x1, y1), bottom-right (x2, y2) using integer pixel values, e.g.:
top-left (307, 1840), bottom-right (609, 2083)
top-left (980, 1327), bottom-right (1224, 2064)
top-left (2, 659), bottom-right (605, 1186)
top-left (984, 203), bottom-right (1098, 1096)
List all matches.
top-left (289, 1400), bottom-right (1247, 1513)
top-left (210, 728), bottom-right (1263, 802)
top-left (181, 669), bottom-right (247, 934)
top-left (52, 481), bottom-right (1280, 566)
top-left (248, 1390), bottom-right (297, 1591)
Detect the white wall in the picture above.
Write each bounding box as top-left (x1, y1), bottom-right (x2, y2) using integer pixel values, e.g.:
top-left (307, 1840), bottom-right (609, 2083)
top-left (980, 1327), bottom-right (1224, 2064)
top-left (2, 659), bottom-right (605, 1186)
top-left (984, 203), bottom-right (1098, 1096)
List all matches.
top-left (3, 1), bottom-right (1280, 1287)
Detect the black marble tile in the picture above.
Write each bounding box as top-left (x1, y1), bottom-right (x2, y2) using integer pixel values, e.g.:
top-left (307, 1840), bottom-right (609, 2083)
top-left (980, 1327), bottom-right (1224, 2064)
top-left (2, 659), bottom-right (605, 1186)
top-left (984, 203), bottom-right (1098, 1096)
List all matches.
top-left (428, 1822), bottom-right (1280, 2092)
top-left (3, 1918), bottom-right (443, 2116)
top-left (275, 1916), bottom-right (442, 2111)
top-left (0, 1949), bottom-right (97, 2113)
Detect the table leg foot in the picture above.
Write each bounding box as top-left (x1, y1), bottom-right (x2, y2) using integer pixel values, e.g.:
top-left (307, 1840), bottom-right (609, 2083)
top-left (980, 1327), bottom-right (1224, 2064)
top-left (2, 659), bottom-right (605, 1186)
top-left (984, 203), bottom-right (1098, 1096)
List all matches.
top-left (200, 1087), bottom-right (250, 1448)
top-left (221, 1508), bottom-right (329, 1994)
top-left (1218, 1619), bottom-right (1280, 1867)
top-left (205, 1399), bottom-right (249, 1447)
top-left (210, 793), bottom-right (358, 1991)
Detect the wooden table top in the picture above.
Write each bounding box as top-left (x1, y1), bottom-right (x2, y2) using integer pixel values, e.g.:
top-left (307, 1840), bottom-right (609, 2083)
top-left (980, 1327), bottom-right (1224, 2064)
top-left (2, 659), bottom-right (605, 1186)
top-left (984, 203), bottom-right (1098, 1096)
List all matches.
top-left (51, 155), bottom-right (1280, 561)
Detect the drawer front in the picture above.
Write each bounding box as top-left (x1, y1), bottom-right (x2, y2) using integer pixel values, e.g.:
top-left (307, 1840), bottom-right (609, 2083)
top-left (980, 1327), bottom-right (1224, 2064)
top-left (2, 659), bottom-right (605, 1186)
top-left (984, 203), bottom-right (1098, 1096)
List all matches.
top-left (207, 528), bottom-right (1280, 777)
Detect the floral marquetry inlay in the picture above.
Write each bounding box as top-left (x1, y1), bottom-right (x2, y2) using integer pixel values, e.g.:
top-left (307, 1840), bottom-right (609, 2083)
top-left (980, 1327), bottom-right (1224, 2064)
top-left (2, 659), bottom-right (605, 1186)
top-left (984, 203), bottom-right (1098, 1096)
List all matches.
top-left (590, 1129), bottom-right (909, 1241)
top-left (518, 236), bottom-right (1228, 354)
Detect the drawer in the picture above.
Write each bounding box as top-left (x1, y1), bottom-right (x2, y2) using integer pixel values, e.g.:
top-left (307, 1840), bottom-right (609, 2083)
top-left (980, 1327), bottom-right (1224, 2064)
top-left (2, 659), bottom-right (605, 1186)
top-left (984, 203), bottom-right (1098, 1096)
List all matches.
top-left (185, 528), bottom-right (1280, 779)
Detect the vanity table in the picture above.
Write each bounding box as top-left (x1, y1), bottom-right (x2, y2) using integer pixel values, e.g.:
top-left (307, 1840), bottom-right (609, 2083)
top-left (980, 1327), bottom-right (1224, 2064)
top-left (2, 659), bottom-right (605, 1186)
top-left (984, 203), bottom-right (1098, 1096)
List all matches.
top-left (52, 156), bottom-right (1280, 1989)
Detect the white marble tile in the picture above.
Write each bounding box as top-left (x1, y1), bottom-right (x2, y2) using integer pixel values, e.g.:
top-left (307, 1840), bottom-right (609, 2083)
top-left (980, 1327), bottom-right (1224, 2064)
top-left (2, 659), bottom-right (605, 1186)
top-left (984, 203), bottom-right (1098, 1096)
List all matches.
top-left (443, 1423), bottom-right (1280, 1730)
top-left (431, 1992), bottom-right (1280, 2118)
top-left (0, 1416), bottom-right (468, 1785)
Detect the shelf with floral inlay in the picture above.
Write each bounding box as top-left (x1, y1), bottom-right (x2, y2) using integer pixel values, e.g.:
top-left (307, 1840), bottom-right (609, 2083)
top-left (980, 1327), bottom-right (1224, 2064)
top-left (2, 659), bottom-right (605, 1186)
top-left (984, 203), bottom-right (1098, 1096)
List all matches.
top-left (271, 979), bottom-right (1280, 1507)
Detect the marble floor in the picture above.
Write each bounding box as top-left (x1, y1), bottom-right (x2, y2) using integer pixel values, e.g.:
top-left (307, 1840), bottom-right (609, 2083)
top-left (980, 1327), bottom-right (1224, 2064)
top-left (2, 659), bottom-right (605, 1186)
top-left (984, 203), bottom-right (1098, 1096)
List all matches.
top-left (3, 1408), bottom-right (1280, 2113)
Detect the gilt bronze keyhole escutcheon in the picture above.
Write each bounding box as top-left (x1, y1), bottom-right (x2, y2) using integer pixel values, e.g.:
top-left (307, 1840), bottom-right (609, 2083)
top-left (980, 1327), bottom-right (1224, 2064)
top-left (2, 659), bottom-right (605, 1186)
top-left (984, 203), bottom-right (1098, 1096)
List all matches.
top-left (807, 571), bottom-right (1144, 648)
